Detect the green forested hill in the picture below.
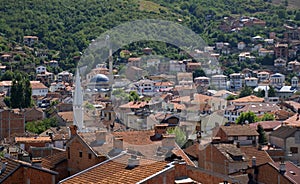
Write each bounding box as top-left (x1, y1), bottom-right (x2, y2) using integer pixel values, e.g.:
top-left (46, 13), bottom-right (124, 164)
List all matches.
top-left (0, 0), bottom-right (299, 72)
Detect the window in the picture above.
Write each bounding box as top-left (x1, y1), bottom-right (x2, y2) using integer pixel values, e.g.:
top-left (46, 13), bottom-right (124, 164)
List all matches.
top-left (290, 147), bottom-right (298, 154)
top-left (88, 153), bottom-right (92, 159)
top-left (79, 151), bottom-right (82, 158)
top-left (247, 136), bottom-right (254, 140)
top-left (233, 136), bottom-right (238, 140)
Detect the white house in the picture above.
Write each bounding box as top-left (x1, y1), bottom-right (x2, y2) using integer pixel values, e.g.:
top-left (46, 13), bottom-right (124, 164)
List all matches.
top-left (229, 73), bottom-right (245, 91)
top-left (135, 79), bottom-right (155, 93)
top-left (274, 58), bottom-right (287, 68)
top-left (244, 77), bottom-right (258, 87)
top-left (270, 73), bottom-right (285, 89)
top-left (211, 74), bottom-right (227, 90)
top-left (30, 81), bottom-right (48, 96)
top-left (36, 65), bottom-right (47, 74)
top-left (257, 71), bottom-right (270, 83)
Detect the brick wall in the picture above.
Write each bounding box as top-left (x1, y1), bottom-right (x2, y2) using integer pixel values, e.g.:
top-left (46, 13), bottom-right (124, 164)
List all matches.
top-left (0, 110), bottom-right (24, 139)
top-left (247, 164), bottom-right (292, 184)
top-left (3, 166), bottom-right (56, 184)
top-left (67, 136), bottom-right (106, 175)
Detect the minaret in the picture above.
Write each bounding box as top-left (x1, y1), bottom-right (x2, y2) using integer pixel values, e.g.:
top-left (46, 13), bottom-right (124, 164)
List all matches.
top-left (73, 68), bottom-right (84, 132)
top-left (105, 35), bottom-right (114, 97)
top-left (264, 85), bottom-right (268, 102)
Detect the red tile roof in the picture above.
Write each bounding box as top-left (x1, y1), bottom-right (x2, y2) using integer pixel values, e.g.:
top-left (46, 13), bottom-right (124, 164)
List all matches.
top-left (249, 121), bottom-right (282, 131)
top-left (42, 151), bottom-right (67, 169)
top-left (220, 125), bottom-right (259, 136)
top-left (240, 146), bottom-right (274, 167)
top-left (119, 101), bottom-right (148, 109)
top-left (284, 113), bottom-right (300, 127)
top-left (59, 153), bottom-right (169, 184)
top-left (15, 136), bottom-right (52, 143)
top-left (274, 161), bottom-right (300, 183)
top-left (231, 95), bottom-right (264, 103)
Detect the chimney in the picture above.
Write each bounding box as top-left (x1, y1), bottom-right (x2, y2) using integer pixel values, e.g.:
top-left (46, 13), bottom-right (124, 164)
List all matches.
top-left (95, 131), bottom-right (106, 145)
top-left (279, 159), bottom-right (286, 174)
top-left (174, 160), bottom-right (187, 178)
top-left (113, 137), bottom-right (123, 150)
top-left (252, 156), bottom-right (256, 167)
top-left (162, 134), bottom-right (175, 149)
top-left (69, 125), bottom-right (78, 136)
top-left (154, 124), bottom-right (167, 139)
top-left (127, 154), bottom-right (139, 168)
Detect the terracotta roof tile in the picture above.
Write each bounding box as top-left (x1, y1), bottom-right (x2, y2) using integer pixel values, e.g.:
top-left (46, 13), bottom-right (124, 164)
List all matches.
top-left (60, 153), bottom-right (168, 184)
top-left (249, 121), bottom-right (282, 131)
top-left (240, 146), bottom-right (274, 167)
top-left (30, 81), bottom-right (48, 89)
top-left (220, 125), bottom-right (259, 136)
top-left (15, 136), bottom-right (52, 143)
top-left (231, 95), bottom-right (264, 103)
top-left (119, 101), bottom-right (148, 109)
top-left (284, 113), bottom-right (300, 127)
top-left (41, 151), bottom-right (67, 169)
top-left (0, 157), bottom-right (20, 182)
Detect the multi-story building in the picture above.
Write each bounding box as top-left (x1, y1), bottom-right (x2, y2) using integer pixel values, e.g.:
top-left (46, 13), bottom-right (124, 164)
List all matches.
top-left (270, 73), bottom-right (285, 89)
top-left (274, 43), bottom-right (288, 60)
top-left (229, 73), bottom-right (245, 91)
top-left (244, 77), bottom-right (258, 87)
top-left (257, 71), bottom-right (270, 83)
top-left (211, 74), bottom-right (227, 90)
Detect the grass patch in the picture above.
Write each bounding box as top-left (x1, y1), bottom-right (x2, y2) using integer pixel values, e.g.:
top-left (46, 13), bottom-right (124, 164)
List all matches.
top-left (139, 0), bottom-right (168, 13)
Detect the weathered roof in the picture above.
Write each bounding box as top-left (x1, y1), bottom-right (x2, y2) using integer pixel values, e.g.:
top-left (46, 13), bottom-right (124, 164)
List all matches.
top-left (240, 146), bottom-right (274, 167)
top-left (59, 153), bottom-right (169, 184)
top-left (231, 95), bottom-right (264, 103)
top-left (41, 151), bottom-right (67, 169)
top-left (269, 126), bottom-right (298, 139)
top-left (15, 136), bottom-right (52, 143)
top-left (220, 125), bottom-right (259, 136)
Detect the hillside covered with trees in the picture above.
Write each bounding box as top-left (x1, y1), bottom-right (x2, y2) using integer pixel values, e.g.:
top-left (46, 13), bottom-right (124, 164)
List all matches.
top-left (0, 0), bottom-right (299, 73)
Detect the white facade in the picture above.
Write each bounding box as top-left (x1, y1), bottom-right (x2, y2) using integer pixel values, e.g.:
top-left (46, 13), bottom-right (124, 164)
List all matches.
top-left (32, 87), bottom-right (48, 96)
top-left (257, 71), bottom-right (270, 82)
top-left (230, 73), bottom-right (244, 91)
top-left (211, 75), bottom-right (227, 90)
top-left (270, 73), bottom-right (285, 89)
top-left (245, 77), bottom-right (258, 87)
top-left (135, 79), bottom-right (155, 93)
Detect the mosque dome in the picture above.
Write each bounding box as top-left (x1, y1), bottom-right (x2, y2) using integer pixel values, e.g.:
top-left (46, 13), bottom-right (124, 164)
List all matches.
top-left (90, 74), bottom-right (109, 83)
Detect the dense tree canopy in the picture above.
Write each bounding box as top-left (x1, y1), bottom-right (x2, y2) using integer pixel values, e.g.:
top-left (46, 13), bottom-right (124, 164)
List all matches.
top-left (8, 72), bottom-right (32, 108)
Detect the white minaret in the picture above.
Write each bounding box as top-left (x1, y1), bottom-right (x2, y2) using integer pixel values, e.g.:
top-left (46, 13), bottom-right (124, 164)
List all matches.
top-left (106, 35), bottom-right (114, 91)
top-left (264, 85), bottom-right (268, 102)
top-left (73, 68), bottom-right (84, 132)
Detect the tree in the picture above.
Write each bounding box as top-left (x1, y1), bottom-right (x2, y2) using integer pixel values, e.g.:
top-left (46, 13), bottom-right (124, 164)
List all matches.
top-left (236, 111), bottom-right (258, 124)
top-left (268, 86), bottom-right (276, 97)
top-left (25, 117), bottom-right (58, 134)
top-left (9, 72), bottom-right (32, 108)
top-left (257, 124), bottom-right (267, 144)
top-left (226, 94), bottom-right (237, 100)
top-left (167, 126), bottom-right (186, 147)
top-left (239, 86), bottom-right (253, 98)
top-left (259, 113), bottom-right (275, 121)
top-left (193, 68), bottom-right (206, 79)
